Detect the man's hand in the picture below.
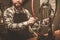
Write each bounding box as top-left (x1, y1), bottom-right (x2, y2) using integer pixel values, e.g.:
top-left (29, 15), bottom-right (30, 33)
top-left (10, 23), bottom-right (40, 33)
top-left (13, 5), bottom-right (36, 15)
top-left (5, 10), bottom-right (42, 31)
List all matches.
top-left (28, 17), bottom-right (37, 25)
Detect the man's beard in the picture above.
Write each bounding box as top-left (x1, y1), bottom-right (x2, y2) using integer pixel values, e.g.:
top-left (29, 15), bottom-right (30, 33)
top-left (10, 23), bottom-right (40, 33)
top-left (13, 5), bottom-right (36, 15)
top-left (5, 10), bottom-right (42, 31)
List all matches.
top-left (13, 3), bottom-right (22, 8)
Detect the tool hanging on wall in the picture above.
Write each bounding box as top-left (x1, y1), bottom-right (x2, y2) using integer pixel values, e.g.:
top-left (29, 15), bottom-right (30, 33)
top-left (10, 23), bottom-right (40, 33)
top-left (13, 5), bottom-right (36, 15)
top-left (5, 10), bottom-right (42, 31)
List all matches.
top-left (39, 0), bottom-right (57, 40)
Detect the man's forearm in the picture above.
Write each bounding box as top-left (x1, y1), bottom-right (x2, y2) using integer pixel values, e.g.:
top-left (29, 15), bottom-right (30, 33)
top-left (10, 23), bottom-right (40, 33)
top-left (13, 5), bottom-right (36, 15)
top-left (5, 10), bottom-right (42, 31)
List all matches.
top-left (7, 21), bottom-right (28, 29)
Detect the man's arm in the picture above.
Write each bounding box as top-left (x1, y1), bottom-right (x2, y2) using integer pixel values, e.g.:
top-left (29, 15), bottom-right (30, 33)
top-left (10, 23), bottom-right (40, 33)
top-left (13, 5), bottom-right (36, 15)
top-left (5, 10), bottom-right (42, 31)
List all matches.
top-left (4, 8), bottom-right (36, 29)
top-left (4, 9), bottom-right (29, 29)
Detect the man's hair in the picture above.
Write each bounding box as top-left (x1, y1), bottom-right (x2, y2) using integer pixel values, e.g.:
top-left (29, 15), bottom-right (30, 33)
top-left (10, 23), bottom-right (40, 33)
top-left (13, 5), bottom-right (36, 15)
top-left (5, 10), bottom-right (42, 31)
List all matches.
top-left (9, 0), bottom-right (29, 6)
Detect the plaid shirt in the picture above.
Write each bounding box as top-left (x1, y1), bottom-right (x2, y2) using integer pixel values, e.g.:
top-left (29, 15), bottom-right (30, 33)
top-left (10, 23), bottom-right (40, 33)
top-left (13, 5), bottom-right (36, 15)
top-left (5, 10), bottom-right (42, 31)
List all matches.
top-left (4, 6), bottom-right (32, 29)
top-left (4, 6), bottom-right (39, 39)
top-left (4, 6), bottom-right (39, 37)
